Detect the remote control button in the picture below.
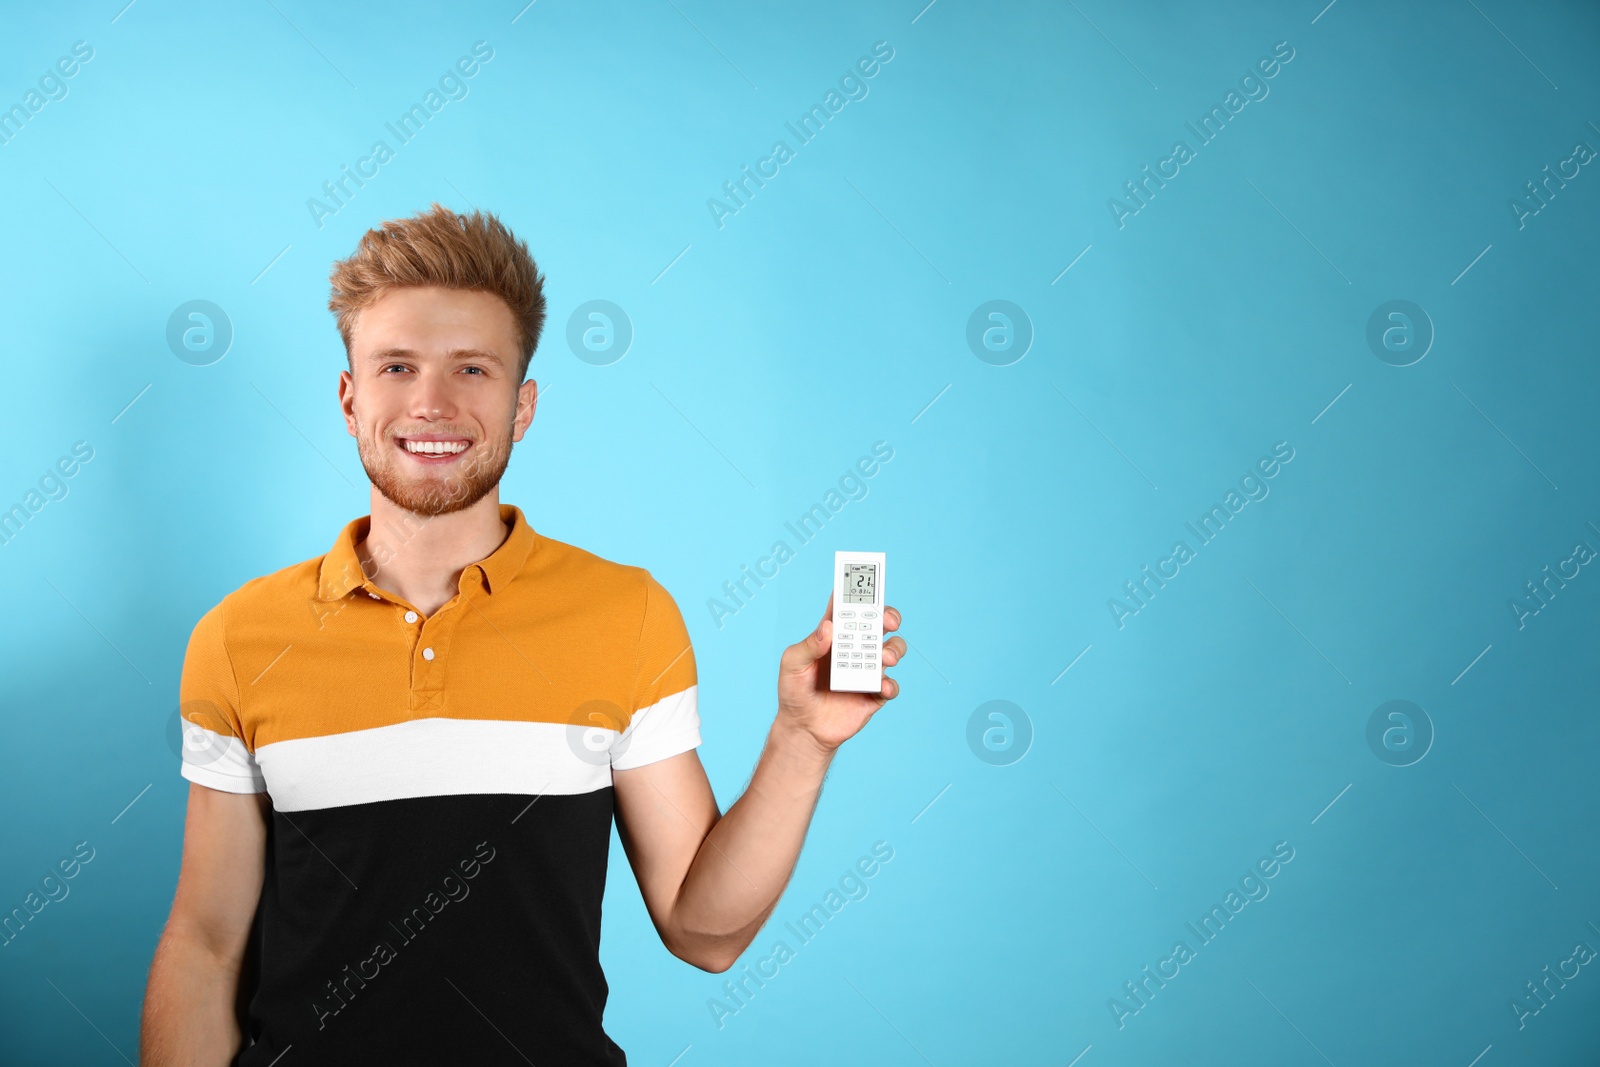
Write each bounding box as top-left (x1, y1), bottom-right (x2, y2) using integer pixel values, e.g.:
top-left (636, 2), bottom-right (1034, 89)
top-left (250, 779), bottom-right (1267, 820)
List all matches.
top-left (839, 610), bottom-right (855, 618)
top-left (861, 610), bottom-right (877, 618)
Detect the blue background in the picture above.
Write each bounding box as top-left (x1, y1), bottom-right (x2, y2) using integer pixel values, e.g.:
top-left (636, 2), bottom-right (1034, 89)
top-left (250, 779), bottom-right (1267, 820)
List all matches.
top-left (2, 0), bottom-right (1598, 1063)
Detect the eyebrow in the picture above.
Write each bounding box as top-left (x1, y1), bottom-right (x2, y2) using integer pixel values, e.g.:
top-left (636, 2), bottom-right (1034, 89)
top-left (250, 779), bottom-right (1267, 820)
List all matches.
top-left (366, 347), bottom-right (506, 368)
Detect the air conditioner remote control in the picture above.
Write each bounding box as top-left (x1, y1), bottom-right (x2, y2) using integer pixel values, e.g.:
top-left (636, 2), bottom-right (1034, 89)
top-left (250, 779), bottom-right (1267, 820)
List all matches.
top-left (830, 551), bottom-right (886, 693)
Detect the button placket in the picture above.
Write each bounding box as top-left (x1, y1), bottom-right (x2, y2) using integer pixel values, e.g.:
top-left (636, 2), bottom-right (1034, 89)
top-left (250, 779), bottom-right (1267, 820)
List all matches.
top-left (409, 596), bottom-right (466, 712)
top-left (402, 569), bottom-right (483, 713)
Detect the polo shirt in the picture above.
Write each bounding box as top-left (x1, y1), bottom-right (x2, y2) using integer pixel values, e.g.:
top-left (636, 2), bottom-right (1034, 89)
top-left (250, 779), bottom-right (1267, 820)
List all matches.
top-left (175, 502), bottom-right (700, 1066)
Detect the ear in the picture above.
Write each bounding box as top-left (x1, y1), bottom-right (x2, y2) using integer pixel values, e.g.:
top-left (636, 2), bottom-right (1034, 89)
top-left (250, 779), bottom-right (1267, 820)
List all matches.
top-left (338, 369), bottom-right (359, 437)
top-left (511, 377), bottom-right (538, 443)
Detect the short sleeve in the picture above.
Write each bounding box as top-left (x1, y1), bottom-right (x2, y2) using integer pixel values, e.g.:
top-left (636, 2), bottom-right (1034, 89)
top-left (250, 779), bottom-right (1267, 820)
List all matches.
top-left (612, 572), bottom-right (701, 771)
top-left (177, 601), bottom-right (267, 794)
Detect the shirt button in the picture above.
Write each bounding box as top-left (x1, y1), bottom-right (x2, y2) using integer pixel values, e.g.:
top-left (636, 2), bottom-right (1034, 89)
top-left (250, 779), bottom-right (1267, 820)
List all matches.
top-left (422, 647), bottom-right (435, 661)
top-left (404, 611), bottom-right (418, 623)
top-left (367, 592), bottom-right (380, 600)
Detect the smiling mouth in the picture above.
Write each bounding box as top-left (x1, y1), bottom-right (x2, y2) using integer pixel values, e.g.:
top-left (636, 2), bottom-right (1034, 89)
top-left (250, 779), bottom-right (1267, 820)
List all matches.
top-left (396, 437), bottom-right (473, 463)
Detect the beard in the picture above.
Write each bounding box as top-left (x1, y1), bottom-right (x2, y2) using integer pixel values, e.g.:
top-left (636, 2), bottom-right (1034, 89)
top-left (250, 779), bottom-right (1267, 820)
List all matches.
top-left (354, 418), bottom-right (514, 518)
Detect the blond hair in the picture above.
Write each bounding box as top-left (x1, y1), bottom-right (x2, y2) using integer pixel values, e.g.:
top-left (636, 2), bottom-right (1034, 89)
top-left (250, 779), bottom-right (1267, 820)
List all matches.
top-left (328, 202), bottom-right (547, 380)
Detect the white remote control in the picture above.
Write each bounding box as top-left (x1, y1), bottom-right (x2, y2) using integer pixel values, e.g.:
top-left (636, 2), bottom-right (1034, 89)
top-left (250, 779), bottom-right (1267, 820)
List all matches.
top-left (830, 551), bottom-right (886, 693)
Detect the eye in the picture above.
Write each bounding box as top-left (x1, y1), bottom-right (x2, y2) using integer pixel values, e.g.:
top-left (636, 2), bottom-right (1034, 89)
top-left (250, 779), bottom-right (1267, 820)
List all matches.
top-left (381, 364), bottom-right (408, 374)
top-left (462, 366), bottom-right (485, 375)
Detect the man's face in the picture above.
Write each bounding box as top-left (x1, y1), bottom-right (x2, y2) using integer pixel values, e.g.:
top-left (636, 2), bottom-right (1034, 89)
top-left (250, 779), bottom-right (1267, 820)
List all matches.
top-left (338, 286), bottom-right (536, 517)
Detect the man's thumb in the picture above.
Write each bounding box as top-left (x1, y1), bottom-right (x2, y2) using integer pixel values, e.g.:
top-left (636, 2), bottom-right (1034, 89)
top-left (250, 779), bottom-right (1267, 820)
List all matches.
top-left (785, 618), bottom-right (831, 673)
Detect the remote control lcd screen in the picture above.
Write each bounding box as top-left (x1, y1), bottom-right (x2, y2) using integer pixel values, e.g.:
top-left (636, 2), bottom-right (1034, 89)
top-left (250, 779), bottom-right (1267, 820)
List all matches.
top-left (844, 564), bottom-right (877, 604)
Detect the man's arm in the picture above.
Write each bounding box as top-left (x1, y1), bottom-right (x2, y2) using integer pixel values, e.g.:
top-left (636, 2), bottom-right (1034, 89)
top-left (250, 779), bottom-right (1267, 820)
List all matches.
top-left (141, 783), bottom-right (270, 1065)
top-left (613, 595), bottom-right (903, 973)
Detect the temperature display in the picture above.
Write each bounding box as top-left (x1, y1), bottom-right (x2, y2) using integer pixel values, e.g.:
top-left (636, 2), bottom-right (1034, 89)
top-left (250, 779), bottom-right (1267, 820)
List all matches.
top-left (844, 564), bottom-right (877, 604)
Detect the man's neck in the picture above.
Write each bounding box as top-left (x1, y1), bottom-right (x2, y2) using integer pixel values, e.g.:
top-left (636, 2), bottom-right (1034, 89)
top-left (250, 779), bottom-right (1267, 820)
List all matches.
top-left (357, 490), bottom-right (511, 617)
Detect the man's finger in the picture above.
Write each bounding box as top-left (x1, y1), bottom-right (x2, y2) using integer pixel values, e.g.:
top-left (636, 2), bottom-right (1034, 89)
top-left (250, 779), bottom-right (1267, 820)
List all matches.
top-left (781, 614), bottom-right (833, 675)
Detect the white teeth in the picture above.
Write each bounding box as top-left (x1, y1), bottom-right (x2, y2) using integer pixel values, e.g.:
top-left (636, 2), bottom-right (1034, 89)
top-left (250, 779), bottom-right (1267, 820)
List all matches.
top-left (403, 440), bottom-right (469, 455)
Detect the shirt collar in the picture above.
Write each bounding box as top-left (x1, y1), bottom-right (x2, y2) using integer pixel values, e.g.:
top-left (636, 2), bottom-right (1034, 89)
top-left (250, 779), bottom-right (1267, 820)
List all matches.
top-left (316, 503), bottom-right (538, 602)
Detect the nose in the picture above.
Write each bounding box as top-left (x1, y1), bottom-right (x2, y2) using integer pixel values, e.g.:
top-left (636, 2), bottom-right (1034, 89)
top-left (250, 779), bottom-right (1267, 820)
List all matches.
top-left (411, 366), bottom-right (456, 421)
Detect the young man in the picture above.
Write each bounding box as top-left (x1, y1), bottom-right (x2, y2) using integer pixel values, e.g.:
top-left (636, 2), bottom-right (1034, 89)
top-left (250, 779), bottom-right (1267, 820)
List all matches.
top-left (139, 204), bottom-right (905, 1065)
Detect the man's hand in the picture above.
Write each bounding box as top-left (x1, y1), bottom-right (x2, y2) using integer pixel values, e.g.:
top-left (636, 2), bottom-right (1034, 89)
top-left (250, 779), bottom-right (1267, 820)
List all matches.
top-left (776, 592), bottom-right (905, 754)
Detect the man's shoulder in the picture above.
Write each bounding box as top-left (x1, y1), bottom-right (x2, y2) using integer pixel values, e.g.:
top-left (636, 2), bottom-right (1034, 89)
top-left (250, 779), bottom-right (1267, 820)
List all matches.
top-left (528, 531), bottom-right (658, 603)
top-left (203, 552), bottom-right (326, 624)
top-left (528, 531), bottom-right (684, 620)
